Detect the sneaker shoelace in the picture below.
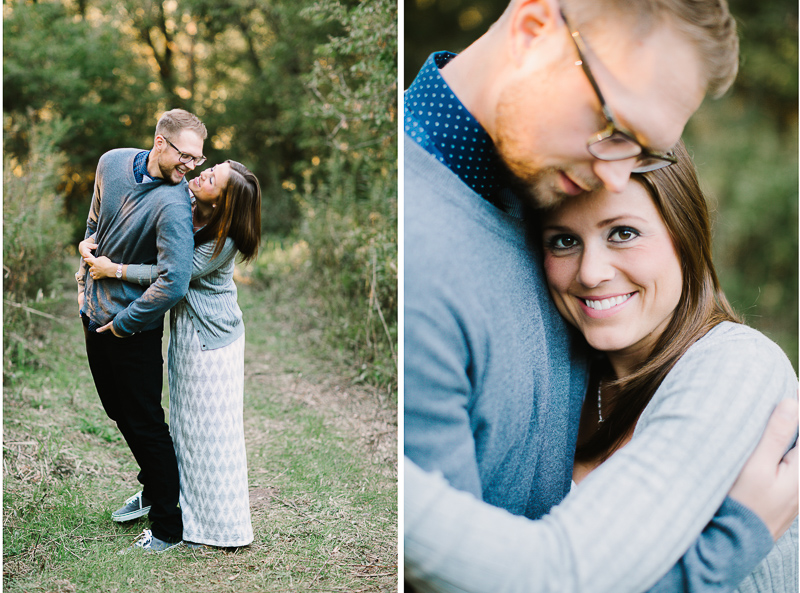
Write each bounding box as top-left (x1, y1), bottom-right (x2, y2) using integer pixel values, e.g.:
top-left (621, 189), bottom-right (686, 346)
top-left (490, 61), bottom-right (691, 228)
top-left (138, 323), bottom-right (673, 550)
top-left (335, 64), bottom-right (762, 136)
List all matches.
top-left (125, 492), bottom-right (143, 507)
top-left (134, 529), bottom-right (153, 548)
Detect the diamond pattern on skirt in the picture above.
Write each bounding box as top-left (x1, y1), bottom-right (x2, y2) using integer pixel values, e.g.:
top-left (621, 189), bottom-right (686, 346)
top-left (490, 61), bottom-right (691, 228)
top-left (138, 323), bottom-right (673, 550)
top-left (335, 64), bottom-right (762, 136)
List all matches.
top-left (168, 302), bottom-right (253, 547)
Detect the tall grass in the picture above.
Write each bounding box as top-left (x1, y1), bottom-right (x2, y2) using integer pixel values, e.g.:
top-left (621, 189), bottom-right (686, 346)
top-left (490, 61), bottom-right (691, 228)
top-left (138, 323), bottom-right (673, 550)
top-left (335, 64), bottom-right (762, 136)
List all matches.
top-left (279, 0), bottom-right (398, 398)
top-left (251, 132), bottom-right (398, 399)
top-left (299, 153), bottom-right (397, 394)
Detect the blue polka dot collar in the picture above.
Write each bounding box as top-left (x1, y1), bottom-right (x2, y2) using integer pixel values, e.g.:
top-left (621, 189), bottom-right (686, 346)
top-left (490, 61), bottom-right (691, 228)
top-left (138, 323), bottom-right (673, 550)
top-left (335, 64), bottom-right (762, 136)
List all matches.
top-left (405, 52), bottom-right (523, 216)
top-left (133, 150), bottom-right (151, 183)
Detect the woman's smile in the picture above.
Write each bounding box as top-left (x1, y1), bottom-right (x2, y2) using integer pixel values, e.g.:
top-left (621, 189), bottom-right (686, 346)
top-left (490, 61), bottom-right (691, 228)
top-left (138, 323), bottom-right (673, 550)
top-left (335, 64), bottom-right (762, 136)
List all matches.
top-left (578, 291), bottom-right (637, 316)
top-left (542, 180), bottom-right (683, 375)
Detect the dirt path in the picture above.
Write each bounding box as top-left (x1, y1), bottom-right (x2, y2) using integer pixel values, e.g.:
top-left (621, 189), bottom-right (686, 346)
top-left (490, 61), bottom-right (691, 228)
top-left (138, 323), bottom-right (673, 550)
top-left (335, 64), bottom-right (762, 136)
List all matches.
top-left (3, 278), bottom-right (399, 592)
top-left (244, 354), bottom-right (397, 475)
top-left (236, 278), bottom-right (397, 475)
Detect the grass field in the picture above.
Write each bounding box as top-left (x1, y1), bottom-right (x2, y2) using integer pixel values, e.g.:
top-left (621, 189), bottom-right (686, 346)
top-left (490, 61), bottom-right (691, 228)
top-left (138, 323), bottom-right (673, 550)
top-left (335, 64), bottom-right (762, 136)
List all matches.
top-left (3, 276), bottom-right (398, 592)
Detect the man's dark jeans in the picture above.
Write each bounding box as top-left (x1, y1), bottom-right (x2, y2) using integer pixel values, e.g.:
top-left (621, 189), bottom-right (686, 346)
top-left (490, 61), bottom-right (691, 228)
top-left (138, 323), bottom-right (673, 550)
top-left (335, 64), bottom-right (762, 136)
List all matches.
top-left (82, 315), bottom-right (182, 543)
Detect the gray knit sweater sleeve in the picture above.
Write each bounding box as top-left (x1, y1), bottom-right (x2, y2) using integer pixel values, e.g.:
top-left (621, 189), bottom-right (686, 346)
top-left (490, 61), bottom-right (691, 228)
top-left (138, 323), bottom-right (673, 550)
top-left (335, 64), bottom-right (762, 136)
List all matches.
top-left (126, 264), bottom-right (158, 286)
top-left (125, 237), bottom-right (242, 350)
top-left (405, 322), bottom-right (798, 592)
top-left (126, 237), bottom-right (237, 285)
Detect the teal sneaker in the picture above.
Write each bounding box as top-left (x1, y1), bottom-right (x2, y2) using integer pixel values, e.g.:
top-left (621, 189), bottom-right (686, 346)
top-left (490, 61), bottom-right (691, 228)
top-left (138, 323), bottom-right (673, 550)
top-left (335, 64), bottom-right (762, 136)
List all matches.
top-left (111, 491), bottom-right (151, 523)
top-left (119, 529), bottom-right (182, 555)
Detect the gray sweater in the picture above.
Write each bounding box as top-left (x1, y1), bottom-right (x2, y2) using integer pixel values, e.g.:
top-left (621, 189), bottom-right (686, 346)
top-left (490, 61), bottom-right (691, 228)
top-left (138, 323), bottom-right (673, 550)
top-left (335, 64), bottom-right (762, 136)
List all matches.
top-left (127, 236), bottom-right (243, 350)
top-left (404, 137), bottom-right (589, 519)
top-left (404, 137), bottom-right (794, 591)
top-left (78, 148), bottom-right (193, 336)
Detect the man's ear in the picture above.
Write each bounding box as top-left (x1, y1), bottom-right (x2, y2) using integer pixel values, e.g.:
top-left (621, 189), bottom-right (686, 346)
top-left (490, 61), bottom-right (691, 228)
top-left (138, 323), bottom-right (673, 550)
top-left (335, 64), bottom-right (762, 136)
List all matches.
top-left (153, 134), bottom-right (166, 154)
top-left (508, 0), bottom-right (564, 66)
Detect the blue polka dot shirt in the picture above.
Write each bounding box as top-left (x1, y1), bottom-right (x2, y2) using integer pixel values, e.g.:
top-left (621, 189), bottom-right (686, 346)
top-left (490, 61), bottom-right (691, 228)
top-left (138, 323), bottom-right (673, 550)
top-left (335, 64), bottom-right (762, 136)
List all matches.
top-left (133, 150), bottom-right (152, 183)
top-left (405, 52), bottom-right (524, 217)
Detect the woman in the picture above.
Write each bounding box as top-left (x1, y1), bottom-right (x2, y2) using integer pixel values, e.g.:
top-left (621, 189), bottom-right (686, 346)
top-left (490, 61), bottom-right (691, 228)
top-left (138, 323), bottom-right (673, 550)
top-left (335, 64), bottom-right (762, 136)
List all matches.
top-left (82, 160), bottom-right (261, 548)
top-left (539, 140), bottom-right (797, 591)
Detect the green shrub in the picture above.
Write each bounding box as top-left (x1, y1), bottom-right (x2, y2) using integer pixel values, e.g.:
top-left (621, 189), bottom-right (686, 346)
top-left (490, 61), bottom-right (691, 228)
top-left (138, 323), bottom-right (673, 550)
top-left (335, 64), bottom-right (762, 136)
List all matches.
top-left (298, 153), bottom-right (397, 393)
top-left (4, 116), bottom-right (74, 373)
top-left (685, 99), bottom-right (798, 369)
top-left (249, 0), bottom-right (398, 396)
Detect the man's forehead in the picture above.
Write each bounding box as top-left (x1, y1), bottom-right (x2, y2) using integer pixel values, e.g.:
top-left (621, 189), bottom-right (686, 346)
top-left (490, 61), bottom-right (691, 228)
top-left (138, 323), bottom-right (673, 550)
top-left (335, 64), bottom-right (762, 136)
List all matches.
top-left (175, 129), bottom-right (205, 151)
top-left (585, 22), bottom-right (705, 150)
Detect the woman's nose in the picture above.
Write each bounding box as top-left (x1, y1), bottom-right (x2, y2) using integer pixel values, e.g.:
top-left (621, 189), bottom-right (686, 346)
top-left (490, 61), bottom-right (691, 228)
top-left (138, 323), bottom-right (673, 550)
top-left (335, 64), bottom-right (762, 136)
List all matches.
top-left (576, 244), bottom-right (615, 288)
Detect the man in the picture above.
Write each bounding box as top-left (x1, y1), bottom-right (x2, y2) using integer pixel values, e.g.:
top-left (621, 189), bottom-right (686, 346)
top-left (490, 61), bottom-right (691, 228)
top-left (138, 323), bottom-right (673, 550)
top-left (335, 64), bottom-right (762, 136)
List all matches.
top-left (77, 109), bottom-right (207, 553)
top-left (404, 0), bottom-right (798, 590)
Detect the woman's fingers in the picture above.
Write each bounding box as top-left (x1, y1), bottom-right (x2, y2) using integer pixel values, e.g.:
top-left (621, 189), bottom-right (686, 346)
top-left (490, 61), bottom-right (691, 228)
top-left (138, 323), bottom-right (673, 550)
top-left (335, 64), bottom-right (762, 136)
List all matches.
top-left (79, 241), bottom-right (98, 259)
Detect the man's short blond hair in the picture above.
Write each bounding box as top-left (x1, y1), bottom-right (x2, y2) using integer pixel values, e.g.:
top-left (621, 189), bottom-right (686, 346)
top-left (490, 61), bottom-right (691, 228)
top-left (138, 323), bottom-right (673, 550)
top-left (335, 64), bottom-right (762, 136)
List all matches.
top-left (561, 0), bottom-right (738, 98)
top-left (154, 109), bottom-right (208, 141)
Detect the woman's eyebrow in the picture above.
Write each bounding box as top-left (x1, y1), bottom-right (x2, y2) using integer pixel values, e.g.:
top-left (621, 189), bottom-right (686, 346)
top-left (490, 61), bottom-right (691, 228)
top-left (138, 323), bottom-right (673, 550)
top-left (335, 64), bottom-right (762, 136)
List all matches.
top-left (541, 223), bottom-right (573, 232)
top-left (597, 214), bottom-right (648, 226)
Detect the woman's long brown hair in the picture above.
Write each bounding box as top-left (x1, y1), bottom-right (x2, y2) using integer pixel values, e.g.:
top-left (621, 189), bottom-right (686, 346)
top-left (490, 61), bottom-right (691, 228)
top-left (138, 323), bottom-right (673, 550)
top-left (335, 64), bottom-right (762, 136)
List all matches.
top-left (193, 160), bottom-right (261, 263)
top-left (575, 140), bottom-right (741, 463)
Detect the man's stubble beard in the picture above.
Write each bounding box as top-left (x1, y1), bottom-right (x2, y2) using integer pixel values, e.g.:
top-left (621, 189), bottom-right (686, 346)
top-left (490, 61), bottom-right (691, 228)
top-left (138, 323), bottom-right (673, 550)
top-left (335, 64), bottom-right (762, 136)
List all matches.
top-left (495, 145), bottom-right (571, 210)
top-left (156, 155), bottom-right (184, 186)
top-left (493, 90), bottom-right (572, 211)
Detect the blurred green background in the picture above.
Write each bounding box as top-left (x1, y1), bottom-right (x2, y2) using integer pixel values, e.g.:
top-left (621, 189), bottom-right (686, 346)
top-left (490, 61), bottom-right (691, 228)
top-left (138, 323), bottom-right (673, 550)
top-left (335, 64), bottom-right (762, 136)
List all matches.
top-left (404, 0), bottom-right (798, 369)
top-left (4, 0), bottom-right (397, 393)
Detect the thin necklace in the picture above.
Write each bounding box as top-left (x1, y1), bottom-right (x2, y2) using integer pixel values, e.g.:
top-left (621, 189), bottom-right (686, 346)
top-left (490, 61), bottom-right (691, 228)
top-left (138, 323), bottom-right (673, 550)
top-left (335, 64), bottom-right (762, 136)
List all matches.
top-left (597, 380), bottom-right (604, 423)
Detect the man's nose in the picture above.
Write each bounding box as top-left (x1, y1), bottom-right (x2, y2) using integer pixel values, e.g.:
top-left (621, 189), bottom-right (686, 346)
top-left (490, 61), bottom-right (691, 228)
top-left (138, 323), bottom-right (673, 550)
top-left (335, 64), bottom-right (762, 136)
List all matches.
top-left (592, 158), bottom-right (637, 193)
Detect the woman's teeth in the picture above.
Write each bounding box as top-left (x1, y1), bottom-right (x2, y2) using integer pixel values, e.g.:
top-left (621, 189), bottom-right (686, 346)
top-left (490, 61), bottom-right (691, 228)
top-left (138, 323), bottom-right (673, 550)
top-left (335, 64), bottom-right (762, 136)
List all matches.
top-left (583, 293), bottom-right (633, 311)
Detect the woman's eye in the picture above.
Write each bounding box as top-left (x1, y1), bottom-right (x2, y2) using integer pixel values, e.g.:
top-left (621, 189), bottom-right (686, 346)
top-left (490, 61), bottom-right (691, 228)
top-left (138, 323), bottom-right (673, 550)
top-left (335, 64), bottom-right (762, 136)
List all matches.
top-left (547, 235), bottom-right (579, 250)
top-left (609, 227), bottom-right (639, 243)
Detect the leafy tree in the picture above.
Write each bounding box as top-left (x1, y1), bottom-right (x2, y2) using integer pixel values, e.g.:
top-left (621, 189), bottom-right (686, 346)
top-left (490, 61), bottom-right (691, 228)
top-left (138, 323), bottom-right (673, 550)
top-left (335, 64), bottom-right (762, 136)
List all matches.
top-left (295, 0), bottom-right (398, 388)
top-left (4, 0), bottom-right (399, 388)
top-left (684, 0), bottom-right (798, 365)
top-left (4, 0), bottom-right (165, 218)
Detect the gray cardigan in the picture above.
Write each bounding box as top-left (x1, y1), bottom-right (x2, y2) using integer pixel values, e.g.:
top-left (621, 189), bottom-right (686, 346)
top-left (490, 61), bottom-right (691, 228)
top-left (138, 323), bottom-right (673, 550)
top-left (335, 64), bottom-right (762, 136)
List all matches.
top-left (405, 322), bottom-right (798, 592)
top-left (128, 236), bottom-right (243, 350)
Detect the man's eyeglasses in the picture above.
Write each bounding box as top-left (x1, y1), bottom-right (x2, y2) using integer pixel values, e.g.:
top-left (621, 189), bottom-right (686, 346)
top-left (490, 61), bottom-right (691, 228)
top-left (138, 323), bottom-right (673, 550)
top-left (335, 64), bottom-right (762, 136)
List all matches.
top-left (163, 136), bottom-right (206, 167)
top-left (560, 11), bottom-right (676, 173)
